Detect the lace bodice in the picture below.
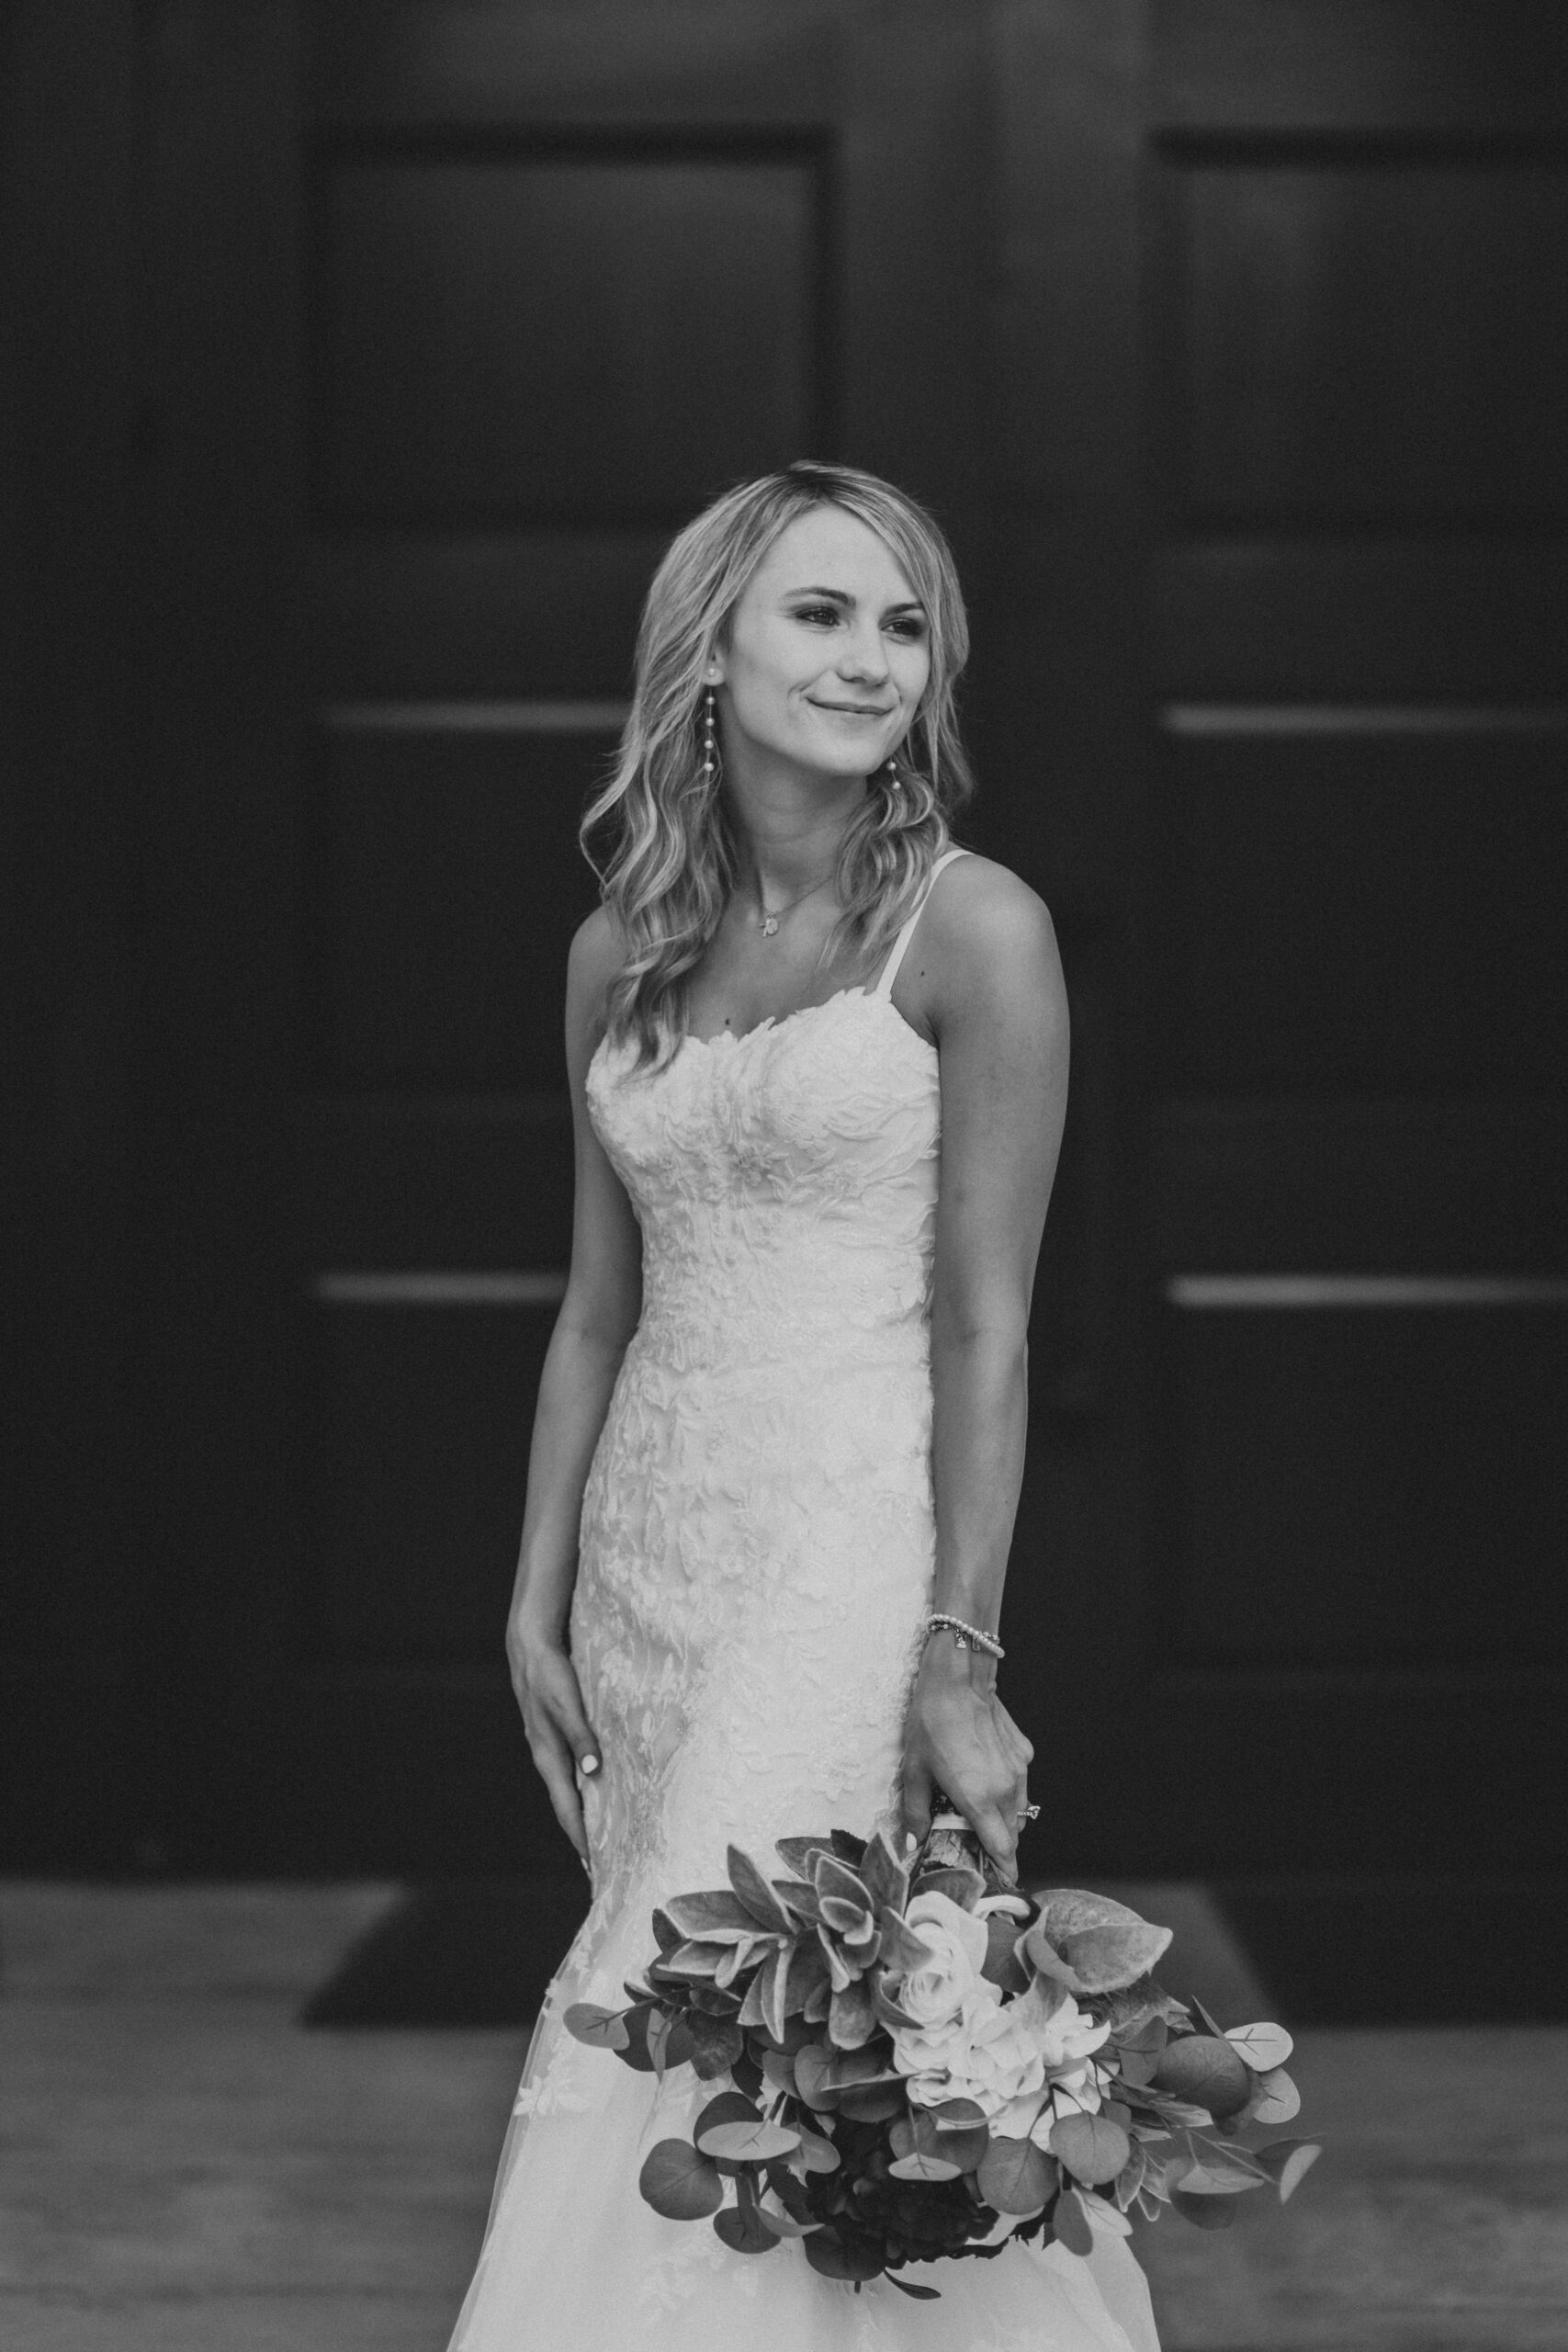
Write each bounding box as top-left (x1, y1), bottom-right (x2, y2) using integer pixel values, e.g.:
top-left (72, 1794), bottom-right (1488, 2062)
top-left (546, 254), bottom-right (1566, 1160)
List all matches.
top-left (588, 988), bottom-right (942, 1371)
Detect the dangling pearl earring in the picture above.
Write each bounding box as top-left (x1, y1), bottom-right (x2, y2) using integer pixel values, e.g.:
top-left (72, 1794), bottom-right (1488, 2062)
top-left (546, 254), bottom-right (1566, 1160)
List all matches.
top-left (700, 687), bottom-right (719, 788)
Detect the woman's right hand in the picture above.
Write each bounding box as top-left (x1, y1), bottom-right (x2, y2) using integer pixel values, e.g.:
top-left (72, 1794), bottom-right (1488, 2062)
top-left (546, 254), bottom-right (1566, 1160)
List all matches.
top-left (508, 1630), bottom-right (601, 1867)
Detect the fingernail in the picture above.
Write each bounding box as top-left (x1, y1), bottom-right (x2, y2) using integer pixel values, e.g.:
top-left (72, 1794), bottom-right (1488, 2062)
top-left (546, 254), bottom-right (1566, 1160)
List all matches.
top-left (581, 1754), bottom-right (599, 1775)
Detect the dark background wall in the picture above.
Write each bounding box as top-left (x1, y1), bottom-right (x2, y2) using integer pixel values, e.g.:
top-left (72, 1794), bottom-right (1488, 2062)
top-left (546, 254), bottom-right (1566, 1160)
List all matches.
top-left (5, 0), bottom-right (1565, 1884)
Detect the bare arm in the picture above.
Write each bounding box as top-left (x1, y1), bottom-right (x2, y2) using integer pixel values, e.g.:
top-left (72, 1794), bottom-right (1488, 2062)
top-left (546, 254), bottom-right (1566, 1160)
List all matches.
top-left (897, 857), bottom-right (1069, 1880)
top-left (505, 908), bottom-right (642, 1864)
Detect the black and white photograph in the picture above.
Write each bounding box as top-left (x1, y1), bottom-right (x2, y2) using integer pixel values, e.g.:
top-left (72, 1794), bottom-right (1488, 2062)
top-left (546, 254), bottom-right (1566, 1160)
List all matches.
top-left (4, 5), bottom-right (1566, 2347)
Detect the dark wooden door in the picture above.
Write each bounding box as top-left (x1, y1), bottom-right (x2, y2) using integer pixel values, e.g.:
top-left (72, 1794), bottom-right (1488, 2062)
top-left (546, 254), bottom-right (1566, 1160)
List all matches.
top-left (1135, 0), bottom-right (1568, 1871)
top-left (7, 0), bottom-right (1004, 1871)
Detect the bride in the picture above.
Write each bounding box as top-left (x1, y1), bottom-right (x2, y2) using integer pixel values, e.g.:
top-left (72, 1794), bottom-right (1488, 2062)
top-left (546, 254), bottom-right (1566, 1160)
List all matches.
top-left (446, 462), bottom-right (1158, 2349)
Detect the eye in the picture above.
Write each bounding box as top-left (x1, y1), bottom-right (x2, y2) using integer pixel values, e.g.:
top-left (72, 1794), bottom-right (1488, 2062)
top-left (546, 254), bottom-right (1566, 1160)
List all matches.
top-left (886, 616), bottom-right (928, 642)
top-left (792, 603), bottom-right (842, 627)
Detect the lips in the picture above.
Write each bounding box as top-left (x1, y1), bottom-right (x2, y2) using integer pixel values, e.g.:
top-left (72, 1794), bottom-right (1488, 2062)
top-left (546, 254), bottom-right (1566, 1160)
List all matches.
top-left (810, 700), bottom-right (897, 717)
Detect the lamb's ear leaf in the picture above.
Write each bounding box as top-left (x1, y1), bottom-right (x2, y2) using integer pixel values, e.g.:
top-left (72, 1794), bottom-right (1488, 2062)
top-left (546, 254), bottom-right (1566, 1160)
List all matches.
top-left (775, 1836), bottom-right (835, 1877)
top-left (666, 1888), bottom-right (767, 1939)
top-left (638, 2138), bottom-right (724, 2220)
top-left (728, 1844), bottom-right (798, 1934)
top-left (859, 1826), bottom-right (912, 1915)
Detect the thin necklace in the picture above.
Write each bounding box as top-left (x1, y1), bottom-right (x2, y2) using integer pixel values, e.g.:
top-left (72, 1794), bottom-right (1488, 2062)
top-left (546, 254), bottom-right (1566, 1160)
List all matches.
top-left (754, 867), bottom-right (838, 938)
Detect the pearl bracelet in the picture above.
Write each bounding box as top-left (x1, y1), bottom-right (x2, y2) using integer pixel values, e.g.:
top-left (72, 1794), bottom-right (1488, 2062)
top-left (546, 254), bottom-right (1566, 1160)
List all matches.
top-left (924, 1611), bottom-right (1005, 1662)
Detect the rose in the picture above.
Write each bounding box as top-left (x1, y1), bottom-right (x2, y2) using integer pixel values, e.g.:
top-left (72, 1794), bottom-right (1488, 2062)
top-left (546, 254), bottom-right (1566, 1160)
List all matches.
top-left (894, 1984), bottom-right (1053, 2117)
top-left (986, 1980), bottom-right (1113, 2140)
top-left (889, 1891), bottom-right (989, 2031)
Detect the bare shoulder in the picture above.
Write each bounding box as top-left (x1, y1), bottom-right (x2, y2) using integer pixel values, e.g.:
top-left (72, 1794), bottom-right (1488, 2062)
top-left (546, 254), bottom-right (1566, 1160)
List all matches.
top-left (910, 852), bottom-right (1064, 1027)
top-left (565, 902), bottom-right (626, 1050)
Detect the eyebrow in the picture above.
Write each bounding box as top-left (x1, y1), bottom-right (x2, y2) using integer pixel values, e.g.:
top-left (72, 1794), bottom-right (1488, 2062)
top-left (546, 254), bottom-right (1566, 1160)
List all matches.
top-left (785, 584), bottom-right (927, 613)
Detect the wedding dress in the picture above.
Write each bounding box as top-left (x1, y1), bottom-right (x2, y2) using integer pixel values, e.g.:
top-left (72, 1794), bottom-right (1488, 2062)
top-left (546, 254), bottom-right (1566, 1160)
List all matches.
top-left (447, 850), bottom-right (1158, 2350)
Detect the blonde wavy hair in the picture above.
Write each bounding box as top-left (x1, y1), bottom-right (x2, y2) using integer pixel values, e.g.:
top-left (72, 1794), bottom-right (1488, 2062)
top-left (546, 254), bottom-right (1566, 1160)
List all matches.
top-left (582, 461), bottom-right (975, 1066)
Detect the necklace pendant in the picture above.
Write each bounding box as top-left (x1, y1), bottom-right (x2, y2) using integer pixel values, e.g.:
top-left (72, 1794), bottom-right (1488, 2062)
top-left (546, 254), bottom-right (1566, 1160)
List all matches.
top-left (761, 912), bottom-right (779, 936)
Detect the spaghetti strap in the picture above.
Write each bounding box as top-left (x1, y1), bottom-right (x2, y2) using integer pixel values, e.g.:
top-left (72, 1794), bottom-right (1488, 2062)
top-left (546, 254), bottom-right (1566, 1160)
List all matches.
top-left (872, 846), bottom-right (970, 998)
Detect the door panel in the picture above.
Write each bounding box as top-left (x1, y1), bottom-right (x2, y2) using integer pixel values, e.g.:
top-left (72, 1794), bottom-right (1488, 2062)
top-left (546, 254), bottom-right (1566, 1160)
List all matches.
top-left (275, 0), bottom-right (991, 1871)
top-left (1142, 0), bottom-right (1568, 1870)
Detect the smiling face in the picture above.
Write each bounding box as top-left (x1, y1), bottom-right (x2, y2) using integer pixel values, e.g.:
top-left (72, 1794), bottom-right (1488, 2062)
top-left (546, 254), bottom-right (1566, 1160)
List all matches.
top-left (708, 504), bottom-right (932, 786)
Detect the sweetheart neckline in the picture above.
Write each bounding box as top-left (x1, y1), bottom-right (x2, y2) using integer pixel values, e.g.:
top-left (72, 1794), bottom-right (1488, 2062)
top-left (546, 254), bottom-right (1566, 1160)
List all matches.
top-left (682, 985), bottom-right (936, 1057)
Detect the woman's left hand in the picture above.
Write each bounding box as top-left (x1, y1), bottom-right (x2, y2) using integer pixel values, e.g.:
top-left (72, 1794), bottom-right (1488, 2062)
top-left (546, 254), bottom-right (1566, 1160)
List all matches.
top-left (900, 1642), bottom-right (1033, 1882)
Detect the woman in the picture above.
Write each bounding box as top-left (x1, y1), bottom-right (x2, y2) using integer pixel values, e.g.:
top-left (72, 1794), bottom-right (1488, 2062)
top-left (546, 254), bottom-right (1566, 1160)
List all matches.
top-left (447, 463), bottom-right (1157, 2349)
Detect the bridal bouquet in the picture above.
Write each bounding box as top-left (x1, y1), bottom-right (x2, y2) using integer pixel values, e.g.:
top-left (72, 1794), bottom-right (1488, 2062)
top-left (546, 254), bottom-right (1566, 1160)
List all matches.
top-left (565, 1814), bottom-right (1319, 2295)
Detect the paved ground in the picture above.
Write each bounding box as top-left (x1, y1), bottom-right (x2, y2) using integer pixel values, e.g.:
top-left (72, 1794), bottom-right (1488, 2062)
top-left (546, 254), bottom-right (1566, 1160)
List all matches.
top-left (1, 1883), bottom-right (1564, 2351)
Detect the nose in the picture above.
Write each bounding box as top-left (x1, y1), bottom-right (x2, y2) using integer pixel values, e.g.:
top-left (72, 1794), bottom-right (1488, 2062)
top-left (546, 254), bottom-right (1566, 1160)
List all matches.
top-left (837, 618), bottom-right (891, 684)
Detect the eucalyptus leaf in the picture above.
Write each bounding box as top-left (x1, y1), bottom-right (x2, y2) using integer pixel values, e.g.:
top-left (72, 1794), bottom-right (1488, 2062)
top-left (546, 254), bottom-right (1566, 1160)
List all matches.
top-left (1225, 2022), bottom-right (1294, 2075)
top-left (1253, 2138), bottom-right (1323, 2202)
top-left (1151, 2034), bottom-right (1253, 2119)
top-left (701, 2118), bottom-right (804, 2165)
top-left (714, 2199), bottom-right (778, 2255)
top-left (888, 2149), bottom-right (963, 2181)
top-left (638, 2138), bottom-right (724, 2221)
top-left (1052, 2186), bottom-right (1095, 2255)
top-left (821, 2043), bottom-right (901, 2090)
top-left (888, 2277), bottom-right (941, 2300)
top-left (562, 2002), bottom-right (629, 2051)
top-left (1170, 2186), bottom-right (1236, 2230)
top-left (760, 2046), bottom-right (796, 2097)
top-left (787, 2128), bottom-right (840, 2177)
top-left (756, 2193), bottom-right (820, 2238)
top-left (1050, 2111), bottom-right (1132, 2188)
top-left (616, 2004), bottom-right (660, 2074)
top-left (837, 2081), bottom-right (905, 2122)
top-left (685, 2009), bottom-right (745, 2080)
top-left (977, 2134), bottom-right (1056, 2216)
top-left (1248, 2065), bottom-right (1302, 2126)
top-left (792, 2041), bottom-right (841, 2111)
top-left (805, 2226), bottom-right (885, 2282)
